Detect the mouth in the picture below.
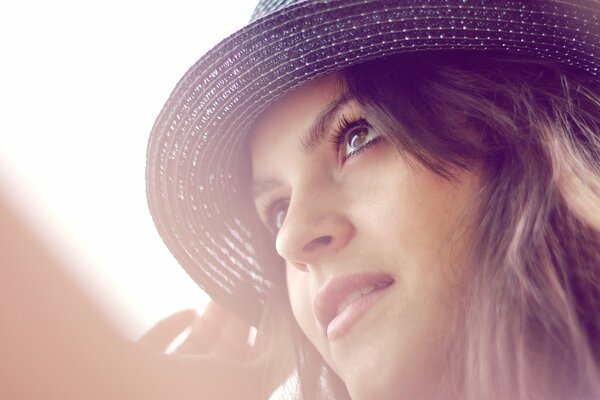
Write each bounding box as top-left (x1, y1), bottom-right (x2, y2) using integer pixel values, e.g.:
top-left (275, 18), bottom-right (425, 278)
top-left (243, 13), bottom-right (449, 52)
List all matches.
top-left (314, 272), bottom-right (394, 340)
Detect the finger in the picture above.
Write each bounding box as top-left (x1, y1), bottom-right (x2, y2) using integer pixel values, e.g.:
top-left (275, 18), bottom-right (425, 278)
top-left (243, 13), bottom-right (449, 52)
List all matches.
top-left (176, 301), bottom-right (251, 360)
top-left (174, 317), bottom-right (217, 354)
top-left (173, 301), bottom-right (228, 354)
top-left (138, 309), bottom-right (197, 352)
top-left (201, 300), bottom-right (236, 327)
top-left (247, 327), bottom-right (266, 362)
top-left (208, 312), bottom-right (252, 361)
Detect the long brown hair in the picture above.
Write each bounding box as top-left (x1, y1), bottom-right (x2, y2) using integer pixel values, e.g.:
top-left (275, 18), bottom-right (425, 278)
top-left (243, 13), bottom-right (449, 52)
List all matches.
top-left (254, 52), bottom-right (600, 400)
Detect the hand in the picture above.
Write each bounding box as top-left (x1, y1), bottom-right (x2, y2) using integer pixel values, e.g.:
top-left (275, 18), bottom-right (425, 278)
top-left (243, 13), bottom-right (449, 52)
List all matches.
top-left (138, 302), bottom-right (271, 399)
top-left (138, 301), bottom-right (254, 362)
top-left (0, 191), bottom-right (275, 400)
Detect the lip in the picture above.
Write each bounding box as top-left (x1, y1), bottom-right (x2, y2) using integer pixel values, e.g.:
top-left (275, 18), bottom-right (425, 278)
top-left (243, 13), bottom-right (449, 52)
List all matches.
top-left (314, 272), bottom-right (394, 340)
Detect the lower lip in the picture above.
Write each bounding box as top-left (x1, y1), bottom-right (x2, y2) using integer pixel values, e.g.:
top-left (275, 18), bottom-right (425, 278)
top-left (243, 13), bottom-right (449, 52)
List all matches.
top-left (326, 283), bottom-right (393, 341)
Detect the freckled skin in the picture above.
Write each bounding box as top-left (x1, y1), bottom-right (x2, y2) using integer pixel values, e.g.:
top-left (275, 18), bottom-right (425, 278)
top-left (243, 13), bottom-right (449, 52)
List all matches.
top-left (251, 74), bottom-right (480, 400)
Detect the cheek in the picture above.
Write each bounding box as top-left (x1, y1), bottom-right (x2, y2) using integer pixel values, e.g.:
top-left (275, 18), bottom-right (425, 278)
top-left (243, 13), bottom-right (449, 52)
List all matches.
top-left (285, 265), bottom-right (315, 339)
top-left (366, 156), bottom-right (475, 257)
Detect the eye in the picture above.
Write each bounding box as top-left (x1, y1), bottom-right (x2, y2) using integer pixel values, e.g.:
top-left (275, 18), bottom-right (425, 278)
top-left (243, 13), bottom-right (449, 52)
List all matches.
top-left (272, 204), bottom-right (287, 231)
top-left (345, 125), bottom-right (379, 156)
top-left (262, 199), bottom-right (289, 233)
top-left (332, 117), bottom-right (383, 160)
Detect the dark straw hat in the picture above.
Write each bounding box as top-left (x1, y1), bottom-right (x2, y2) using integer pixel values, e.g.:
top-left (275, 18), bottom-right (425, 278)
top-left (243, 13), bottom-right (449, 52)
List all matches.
top-left (147, 0), bottom-right (600, 325)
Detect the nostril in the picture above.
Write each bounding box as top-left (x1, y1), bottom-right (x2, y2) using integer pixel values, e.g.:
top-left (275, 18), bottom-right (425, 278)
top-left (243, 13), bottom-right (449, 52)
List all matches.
top-left (303, 235), bottom-right (332, 252)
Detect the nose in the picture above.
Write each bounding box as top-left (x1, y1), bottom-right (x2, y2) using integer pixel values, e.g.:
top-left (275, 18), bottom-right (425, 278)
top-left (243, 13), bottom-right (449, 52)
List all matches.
top-left (275, 191), bottom-right (355, 272)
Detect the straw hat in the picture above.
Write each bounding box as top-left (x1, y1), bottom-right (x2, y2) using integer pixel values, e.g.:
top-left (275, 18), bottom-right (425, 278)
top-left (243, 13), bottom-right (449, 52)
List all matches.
top-left (146, 0), bottom-right (600, 325)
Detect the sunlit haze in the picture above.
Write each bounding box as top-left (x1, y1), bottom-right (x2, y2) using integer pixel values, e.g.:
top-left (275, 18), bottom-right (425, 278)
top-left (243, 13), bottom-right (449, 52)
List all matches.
top-left (0, 0), bottom-right (256, 338)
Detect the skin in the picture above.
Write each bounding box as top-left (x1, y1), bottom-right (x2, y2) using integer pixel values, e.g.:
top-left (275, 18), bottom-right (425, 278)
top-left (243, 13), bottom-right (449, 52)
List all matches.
top-left (251, 74), bottom-right (481, 399)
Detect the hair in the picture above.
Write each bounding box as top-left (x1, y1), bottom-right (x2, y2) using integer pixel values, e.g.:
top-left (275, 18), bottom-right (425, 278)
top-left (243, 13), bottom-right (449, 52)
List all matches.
top-left (252, 52), bottom-right (600, 400)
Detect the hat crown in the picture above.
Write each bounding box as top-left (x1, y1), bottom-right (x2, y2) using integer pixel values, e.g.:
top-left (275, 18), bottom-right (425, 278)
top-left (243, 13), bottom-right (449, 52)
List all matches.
top-left (250, 0), bottom-right (303, 21)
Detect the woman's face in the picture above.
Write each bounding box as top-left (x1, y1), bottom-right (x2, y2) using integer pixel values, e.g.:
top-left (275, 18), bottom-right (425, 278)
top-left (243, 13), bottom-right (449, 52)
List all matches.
top-left (251, 74), bottom-right (480, 399)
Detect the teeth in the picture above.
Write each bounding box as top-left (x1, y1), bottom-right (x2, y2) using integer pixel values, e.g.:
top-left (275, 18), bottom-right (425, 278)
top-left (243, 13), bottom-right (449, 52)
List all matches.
top-left (335, 285), bottom-right (379, 316)
top-left (346, 290), bottom-right (362, 304)
top-left (336, 299), bottom-right (350, 316)
top-left (360, 285), bottom-right (375, 295)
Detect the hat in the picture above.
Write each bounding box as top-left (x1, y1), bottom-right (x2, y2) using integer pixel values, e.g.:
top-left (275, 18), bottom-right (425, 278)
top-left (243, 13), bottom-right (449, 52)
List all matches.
top-left (146, 0), bottom-right (600, 326)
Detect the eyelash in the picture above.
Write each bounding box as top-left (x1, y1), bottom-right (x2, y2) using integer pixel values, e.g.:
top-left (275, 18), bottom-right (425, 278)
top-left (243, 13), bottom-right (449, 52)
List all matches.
top-left (330, 115), bottom-right (383, 161)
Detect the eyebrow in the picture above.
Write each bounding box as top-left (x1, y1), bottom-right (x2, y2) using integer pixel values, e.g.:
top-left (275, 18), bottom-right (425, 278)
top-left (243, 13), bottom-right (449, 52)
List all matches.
top-left (252, 176), bottom-right (281, 199)
top-left (300, 94), bottom-right (350, 152)
top-left (252, 94), bottom-right (351, 199)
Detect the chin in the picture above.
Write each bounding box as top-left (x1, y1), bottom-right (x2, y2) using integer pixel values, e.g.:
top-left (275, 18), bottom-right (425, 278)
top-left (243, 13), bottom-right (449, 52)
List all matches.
top-left (346, 378), bottom-right (443, 400)
top-left (339, 346), bottom-right (446, 400)
top-left (339, 358), bottom-right (398, 400)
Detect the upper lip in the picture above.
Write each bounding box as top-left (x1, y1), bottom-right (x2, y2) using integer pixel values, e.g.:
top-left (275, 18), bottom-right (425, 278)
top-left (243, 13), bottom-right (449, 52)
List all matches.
top-left (313, 272), bottom-right (394, 332)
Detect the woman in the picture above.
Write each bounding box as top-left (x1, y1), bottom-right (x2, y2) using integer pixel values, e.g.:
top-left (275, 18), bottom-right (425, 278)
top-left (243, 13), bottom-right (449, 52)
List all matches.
top-left (145, 0), bottom-right (600, 399)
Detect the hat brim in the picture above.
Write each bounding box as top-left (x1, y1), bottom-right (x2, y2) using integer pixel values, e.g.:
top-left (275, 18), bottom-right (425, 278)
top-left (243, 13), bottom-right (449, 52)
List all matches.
top-left (146, 0), bottom-right (599, 325)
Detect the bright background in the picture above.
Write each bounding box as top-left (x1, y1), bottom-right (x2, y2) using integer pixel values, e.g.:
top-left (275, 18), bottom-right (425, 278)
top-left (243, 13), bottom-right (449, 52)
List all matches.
top-left (0, 0), bottom-right (256, 338)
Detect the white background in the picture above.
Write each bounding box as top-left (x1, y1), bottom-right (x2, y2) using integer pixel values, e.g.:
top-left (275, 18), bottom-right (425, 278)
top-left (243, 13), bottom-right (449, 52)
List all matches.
top-left (0, 0), bottom-right (257, 338)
